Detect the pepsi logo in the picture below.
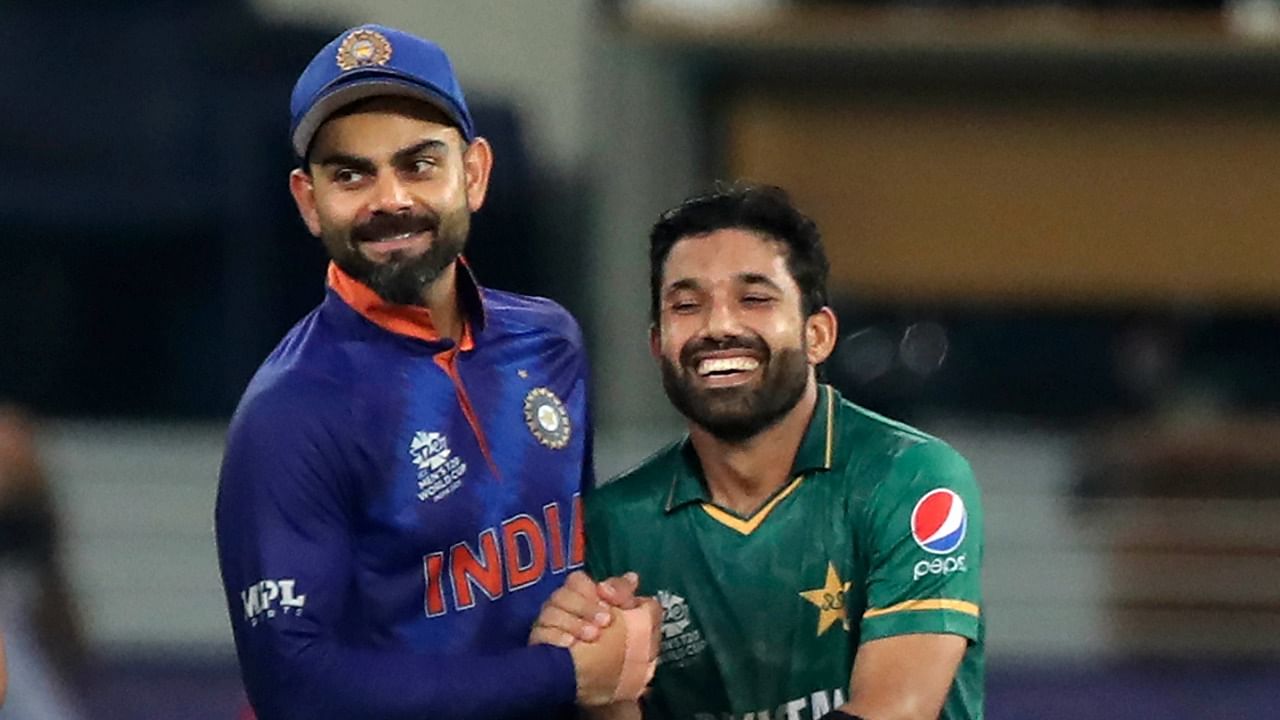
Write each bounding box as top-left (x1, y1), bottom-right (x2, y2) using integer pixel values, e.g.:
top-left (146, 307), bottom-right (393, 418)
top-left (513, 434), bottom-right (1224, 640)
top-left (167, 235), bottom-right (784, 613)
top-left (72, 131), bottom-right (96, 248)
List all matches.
top-left (910, 488), bottom-right (967, 554)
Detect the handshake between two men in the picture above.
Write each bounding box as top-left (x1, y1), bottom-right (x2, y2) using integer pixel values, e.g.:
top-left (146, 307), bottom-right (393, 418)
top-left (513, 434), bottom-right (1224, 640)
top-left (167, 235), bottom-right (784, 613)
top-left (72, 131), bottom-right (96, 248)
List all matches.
top-left (529, 571), bottom-right (659, 715)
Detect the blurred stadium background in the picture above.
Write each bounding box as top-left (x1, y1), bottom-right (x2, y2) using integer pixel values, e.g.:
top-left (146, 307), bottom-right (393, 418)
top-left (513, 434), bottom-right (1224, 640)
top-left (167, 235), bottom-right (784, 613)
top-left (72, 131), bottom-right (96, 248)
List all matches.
top-left (3, 0), bottom-right (1280, 717)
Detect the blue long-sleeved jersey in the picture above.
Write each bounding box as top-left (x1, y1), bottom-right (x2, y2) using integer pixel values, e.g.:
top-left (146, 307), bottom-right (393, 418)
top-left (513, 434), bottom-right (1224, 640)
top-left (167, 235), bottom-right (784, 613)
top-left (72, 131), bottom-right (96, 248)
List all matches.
top-left (215, 262), bottom-right (590, 719)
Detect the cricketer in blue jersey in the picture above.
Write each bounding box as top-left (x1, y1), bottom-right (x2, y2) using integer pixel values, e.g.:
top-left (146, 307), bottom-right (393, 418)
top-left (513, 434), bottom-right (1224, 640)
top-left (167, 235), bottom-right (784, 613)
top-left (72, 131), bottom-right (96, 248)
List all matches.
top-left (215, 25), bottom-right (654, 720)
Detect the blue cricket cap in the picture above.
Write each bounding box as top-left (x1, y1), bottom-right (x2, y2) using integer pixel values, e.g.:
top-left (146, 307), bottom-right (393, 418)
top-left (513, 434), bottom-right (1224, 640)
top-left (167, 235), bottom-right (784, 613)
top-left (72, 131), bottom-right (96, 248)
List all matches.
top-left (289, 24), bottom-right (475, 158)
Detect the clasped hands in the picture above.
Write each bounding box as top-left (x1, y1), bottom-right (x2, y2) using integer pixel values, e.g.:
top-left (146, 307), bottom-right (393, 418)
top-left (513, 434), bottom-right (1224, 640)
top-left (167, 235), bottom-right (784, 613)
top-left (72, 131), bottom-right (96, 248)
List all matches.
top-left (529, 571), bottom-right (660, 707)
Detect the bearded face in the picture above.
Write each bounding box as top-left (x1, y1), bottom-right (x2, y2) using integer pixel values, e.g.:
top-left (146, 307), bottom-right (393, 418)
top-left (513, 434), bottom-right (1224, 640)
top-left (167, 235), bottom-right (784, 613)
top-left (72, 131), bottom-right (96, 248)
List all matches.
top-left (659, 329), bottom-right (810, 443)
top-left (319, 202), bottom-right (470, 305)
top-left (653, 228), bottom-right (827, 444)
top-left (292, 96), bottom-right (489, 306)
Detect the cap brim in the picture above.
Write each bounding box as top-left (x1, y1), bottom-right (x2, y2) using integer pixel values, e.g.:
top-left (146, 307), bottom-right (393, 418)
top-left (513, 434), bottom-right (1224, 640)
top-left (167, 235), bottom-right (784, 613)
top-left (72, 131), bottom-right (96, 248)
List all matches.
top-left (292, 78), bottom-right (469, 158)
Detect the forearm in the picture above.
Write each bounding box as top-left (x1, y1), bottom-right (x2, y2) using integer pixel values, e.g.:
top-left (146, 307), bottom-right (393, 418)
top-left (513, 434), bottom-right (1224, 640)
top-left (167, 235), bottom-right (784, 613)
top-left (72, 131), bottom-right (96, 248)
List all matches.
top-left (840, 633), bottom-right (967, 720)
top-left (244, 638), bottom-right (577, 720)
top-left (835, 699), bottom-right (930, 720)
top-left (582, 701), bottom-right (642, 720)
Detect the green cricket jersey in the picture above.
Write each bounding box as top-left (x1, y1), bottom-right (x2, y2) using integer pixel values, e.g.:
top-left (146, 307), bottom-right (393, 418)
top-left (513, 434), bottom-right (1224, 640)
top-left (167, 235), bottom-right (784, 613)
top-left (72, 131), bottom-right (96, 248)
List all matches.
top-left (585, 385), bottom-right (983, 720)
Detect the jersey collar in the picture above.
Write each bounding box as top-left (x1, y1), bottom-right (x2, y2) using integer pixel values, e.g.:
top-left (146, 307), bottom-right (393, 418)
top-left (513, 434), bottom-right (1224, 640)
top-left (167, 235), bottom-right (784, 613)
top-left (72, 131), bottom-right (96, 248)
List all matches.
top-left (664, 383), bottom-right (840, 512)
top-left (326, 258), bottom-right (486, 348)
top-left (793, 383), bottom-right (839, 475)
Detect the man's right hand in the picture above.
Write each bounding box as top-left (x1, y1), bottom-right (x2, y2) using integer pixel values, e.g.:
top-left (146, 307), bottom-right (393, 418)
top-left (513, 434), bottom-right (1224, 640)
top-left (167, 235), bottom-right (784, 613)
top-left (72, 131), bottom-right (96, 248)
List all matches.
top-left (568, 603), bottom-right (661, 706)
top-left (529, 572), bottom-right (661, 706)
top-left (530, 570), bottom-right (643, 646)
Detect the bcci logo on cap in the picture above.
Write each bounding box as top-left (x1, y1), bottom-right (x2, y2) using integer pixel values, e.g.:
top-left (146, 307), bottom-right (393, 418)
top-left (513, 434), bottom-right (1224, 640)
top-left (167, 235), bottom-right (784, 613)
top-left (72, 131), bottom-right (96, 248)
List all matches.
top-left (336, 28), bottom-right (392, 71)
top-left (910, 488), bottom-right (967, 554)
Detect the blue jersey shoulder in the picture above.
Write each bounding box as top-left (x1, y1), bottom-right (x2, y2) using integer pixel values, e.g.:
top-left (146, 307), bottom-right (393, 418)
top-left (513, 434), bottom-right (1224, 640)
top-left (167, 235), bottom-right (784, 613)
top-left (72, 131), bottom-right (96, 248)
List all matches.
top-left (482, 289), bottom-right (585, 350)
top-left (241, 308), bottom-right (347, 406)
top-left (230, 298), bottom-right (387, 441)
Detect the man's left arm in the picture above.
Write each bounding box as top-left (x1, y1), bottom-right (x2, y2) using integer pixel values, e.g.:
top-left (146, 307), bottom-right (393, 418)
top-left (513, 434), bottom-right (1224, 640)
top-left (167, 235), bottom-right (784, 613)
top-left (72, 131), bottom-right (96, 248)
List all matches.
top-left (836, 633), bottom-right (966, 720)
top-left (836, 439), bottom-right (983, 720)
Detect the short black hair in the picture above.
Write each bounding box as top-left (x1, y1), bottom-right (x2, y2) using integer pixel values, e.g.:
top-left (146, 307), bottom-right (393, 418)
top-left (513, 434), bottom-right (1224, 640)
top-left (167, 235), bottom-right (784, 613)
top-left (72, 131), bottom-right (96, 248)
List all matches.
top-left (648, 183), bottom-right (830, 324)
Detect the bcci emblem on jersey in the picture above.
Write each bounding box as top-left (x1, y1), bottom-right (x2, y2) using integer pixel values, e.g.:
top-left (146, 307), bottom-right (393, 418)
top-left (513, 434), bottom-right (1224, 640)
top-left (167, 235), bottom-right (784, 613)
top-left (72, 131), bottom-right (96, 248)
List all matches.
top-left (523, 387), bottom-right (571, 450)
top-left (410, 431), bottom-right (467, 502)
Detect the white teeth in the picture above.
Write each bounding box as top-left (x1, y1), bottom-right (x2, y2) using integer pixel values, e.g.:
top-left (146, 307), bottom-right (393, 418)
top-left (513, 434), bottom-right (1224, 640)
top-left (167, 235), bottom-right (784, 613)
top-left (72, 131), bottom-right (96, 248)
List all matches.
top-left (697, 357), bottom-right (760, 376)
top-left (371, 232), bottom-right (420, 243)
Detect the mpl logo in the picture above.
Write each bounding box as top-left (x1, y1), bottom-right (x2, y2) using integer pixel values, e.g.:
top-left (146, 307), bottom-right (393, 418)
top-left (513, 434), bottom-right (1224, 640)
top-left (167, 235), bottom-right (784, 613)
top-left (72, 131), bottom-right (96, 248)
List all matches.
top-left (241, 579), bottom-right (306, 626)
top-left (910, 488), bottom-right (967, 554)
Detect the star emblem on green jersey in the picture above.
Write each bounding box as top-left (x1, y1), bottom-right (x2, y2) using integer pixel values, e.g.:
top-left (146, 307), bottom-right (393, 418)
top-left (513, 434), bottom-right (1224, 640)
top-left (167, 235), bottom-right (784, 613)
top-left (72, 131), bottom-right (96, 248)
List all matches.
top-left (799, 562), bottom-right (851, 636)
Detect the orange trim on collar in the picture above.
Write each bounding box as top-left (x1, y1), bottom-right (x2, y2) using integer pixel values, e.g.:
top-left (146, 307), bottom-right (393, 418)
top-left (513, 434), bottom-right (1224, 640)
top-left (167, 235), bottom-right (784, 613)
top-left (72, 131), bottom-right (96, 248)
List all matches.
top-left (434, 347), bottom-right (498, 478)
top-left (327, 262), bottom-right (474, 350)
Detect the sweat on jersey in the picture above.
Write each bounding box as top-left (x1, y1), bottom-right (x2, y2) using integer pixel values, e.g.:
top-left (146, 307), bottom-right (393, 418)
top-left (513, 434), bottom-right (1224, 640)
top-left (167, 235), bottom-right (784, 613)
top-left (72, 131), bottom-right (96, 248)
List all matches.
top-left (215, 262), bottom-right (591, 720)
top-left (586, 384), bottom-right (984, 720)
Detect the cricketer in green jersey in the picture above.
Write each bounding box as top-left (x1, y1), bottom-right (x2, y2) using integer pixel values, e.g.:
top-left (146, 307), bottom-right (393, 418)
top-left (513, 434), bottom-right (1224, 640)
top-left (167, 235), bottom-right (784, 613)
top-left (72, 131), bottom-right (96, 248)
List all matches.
top-left (586, 380), bottom-right (983, 720)
top-left (530, 184), bottom-right (983, 720)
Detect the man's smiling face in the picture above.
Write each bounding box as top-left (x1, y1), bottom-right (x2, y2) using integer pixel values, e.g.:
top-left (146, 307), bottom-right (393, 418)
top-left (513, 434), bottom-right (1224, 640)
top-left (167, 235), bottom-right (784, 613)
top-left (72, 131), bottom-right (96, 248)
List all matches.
top-left (290, 96), bottom-right (483, 305)
top-left (653, 228), bottom-right (813, 442)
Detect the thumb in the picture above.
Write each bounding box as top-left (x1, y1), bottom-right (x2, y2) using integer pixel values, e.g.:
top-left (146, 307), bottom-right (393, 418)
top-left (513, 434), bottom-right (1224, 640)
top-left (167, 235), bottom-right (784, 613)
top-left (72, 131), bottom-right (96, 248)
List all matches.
top-left (598, 572), bottom-right (642, 608)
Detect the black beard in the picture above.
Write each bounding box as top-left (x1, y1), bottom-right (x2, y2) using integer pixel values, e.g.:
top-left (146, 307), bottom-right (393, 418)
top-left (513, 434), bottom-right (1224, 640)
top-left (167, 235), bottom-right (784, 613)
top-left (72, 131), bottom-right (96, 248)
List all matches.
top-left (660, 334), bottom-right (810, 443)
top-left (324, 207), bottom-right (469, 306)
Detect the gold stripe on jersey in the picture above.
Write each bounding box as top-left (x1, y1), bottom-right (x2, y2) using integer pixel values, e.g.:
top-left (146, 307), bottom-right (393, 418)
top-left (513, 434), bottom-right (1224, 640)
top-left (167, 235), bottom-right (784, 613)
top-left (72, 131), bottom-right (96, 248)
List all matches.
top-left (823, 384), bottom-right (835, 468)
top-left (863, 599), bottom-right (980, 619)
top-left (699, 475), bottom-right (805, 535)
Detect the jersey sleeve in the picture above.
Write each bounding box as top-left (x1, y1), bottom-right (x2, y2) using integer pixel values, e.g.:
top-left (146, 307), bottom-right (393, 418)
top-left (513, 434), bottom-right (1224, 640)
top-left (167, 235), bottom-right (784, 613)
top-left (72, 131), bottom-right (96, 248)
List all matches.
top-left (215, 381), bottom-right (576, 720)
top-left (858, 439), bottom-right (983, 645)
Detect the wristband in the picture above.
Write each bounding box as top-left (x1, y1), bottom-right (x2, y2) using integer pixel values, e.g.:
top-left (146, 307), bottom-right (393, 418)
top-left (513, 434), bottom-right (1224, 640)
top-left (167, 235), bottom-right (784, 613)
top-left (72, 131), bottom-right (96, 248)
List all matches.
top-left (612, 606), bottom-right (658, 701)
